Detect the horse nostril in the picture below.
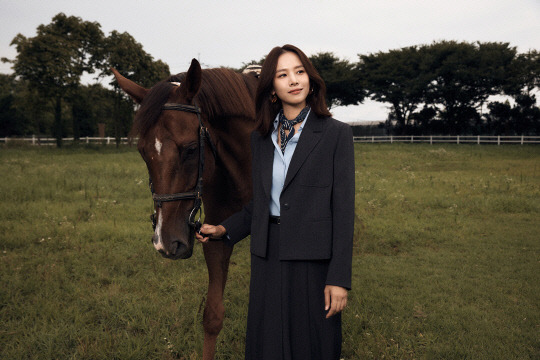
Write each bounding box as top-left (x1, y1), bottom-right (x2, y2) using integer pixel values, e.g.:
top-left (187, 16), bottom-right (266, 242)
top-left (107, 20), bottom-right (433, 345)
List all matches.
top-left (170, 241), bottom-right (180, 255)
top-left (171, 241), bottom-right (192, 259)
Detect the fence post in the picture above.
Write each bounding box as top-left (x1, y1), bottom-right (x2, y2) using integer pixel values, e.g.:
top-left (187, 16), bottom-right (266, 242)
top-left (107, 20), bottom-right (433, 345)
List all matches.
top-left (521, 135), bottom-right (524, 145)
top-left (430, 136), bottom-right (432, 145)
top-left (32, 135), bottom-right (36, 145)
top-left (456, 135), bottom-right (459, 145)
top-left (477, 135), bottom-right (480, 145)
top-left (390, 135), bottom-right (393, 144)
top-left (107, 137), bottom-right (111, 144)
top-left (411, 135), bottom-right (414, 143)
top-left (497, 136), bottom-right (500, 145)
top-left (371, 136), bottom-right (374, 143)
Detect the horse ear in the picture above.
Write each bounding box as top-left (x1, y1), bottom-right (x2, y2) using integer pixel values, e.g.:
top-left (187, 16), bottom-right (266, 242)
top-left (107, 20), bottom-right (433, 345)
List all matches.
top-left (111, 68), bottom-right (148, 104)
top-left (177, 58), bottom-right (201, 102)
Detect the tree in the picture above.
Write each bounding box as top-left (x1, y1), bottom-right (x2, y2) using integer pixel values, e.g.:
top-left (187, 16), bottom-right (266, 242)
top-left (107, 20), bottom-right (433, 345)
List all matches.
top-left (310, 52), bottom-right (364, 108)
top-left (512, 94), bottom-right (540, 134)
top-left (3, 13), bottom-right (104, 146)
top-left (422, 41), bottom-right (516, 134)
top-left (359, 46), bottom-right (429, 134)
top-left (505, 50), bottom-right (540, 97)
top-left (410, 106), bottom-right (437, 134)
top-left (359, 41), bottom-right (519, 135)
top-left (0, 74), bottom-right (52, 137)
top-left (0, 74), bottom-right (27, 136)
top-left (487, 95), bottom-right (540, 135)
top-left (68, 84), bottom-right (116, 138)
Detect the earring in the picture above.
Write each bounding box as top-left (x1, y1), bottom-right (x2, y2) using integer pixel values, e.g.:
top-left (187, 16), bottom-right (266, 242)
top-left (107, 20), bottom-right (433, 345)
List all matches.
top-left (310, 87), bottom-right (314, 94)
top-left (271, 93), bottom-right (277, 103)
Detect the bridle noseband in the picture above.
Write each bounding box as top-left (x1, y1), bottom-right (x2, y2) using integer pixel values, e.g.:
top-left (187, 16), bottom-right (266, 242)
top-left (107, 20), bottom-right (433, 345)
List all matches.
top-left (148, 101), bottom-right (217, 234)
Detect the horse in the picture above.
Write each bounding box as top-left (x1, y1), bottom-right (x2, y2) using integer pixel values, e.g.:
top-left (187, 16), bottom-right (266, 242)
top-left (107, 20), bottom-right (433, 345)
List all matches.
top-left (112, 59), bottom-right (258, 359)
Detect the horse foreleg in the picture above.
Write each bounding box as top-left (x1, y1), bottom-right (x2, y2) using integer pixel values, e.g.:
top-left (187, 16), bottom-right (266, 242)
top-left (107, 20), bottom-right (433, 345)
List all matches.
top-left (201, 241), bottom-right (233, 360)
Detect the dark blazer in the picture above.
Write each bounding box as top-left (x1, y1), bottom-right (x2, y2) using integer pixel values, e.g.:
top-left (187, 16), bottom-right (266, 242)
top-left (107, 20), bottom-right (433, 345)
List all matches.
top-left (221, 111), bottom-right (355, 289)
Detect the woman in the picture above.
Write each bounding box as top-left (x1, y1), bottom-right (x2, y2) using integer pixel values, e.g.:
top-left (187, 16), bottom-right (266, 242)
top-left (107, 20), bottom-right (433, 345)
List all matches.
top-left (196, 44), bottom-right (354, 360)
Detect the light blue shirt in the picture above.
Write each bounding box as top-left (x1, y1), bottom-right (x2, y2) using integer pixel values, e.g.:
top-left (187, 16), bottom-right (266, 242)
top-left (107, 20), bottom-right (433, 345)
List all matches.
top-left (269, 109), bottom-right (310, 216)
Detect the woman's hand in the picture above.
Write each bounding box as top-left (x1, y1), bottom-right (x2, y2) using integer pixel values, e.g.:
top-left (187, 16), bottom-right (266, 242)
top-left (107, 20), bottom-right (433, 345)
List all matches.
top-left (324, 285), bottom-right (348, 318)
top-left (195, 224), bottom-right (227, 243)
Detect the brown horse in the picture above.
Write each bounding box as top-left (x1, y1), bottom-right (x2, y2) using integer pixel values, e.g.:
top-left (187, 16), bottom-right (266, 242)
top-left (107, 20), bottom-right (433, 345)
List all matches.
top-left (112, 59), bottom-right (258, 359)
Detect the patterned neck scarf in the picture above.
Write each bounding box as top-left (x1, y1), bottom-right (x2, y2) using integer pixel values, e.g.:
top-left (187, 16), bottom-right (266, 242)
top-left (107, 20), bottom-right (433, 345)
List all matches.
top-left (278, 106), bottom-right (310, 154)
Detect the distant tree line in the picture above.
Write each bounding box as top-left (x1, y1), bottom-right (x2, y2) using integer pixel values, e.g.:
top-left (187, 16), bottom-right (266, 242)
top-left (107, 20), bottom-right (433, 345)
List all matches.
top-left (1, 13), bottom-right (539, 144)
top-left (1, 13), bottom-right (169, 146)
top-left (359, 42), bottom-right (540, 135)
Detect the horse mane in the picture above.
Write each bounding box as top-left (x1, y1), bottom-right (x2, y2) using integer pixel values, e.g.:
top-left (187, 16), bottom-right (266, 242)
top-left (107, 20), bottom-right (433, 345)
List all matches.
top-left (131, 68), bottom-right (258, 137)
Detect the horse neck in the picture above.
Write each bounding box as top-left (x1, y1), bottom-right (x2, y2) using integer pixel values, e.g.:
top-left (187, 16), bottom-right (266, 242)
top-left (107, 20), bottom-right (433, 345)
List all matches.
top-left (204, 115), bottom-right (257, 224)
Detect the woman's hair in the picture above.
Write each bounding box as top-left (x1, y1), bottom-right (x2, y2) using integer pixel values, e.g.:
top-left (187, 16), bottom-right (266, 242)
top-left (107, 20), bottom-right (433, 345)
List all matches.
top-left (256, 44), bottom-right (332, 136)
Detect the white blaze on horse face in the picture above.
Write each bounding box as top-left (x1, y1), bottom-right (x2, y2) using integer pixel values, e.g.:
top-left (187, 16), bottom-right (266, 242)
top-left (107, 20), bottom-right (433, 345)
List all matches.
top-left (155, 137), bottom-right (162, 155)
top-left (153, 210), bottom-right (165, 252)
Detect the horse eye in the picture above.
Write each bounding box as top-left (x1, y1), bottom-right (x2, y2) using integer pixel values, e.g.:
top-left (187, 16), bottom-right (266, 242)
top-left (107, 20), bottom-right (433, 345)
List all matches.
top-left (184, 146), bottom-right (197, 157)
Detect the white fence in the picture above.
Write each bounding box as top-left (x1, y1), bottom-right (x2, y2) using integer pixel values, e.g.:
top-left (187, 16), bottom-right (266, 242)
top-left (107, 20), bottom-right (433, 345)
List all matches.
top-left (0, 136), bottom-right (133, 146)
top-left (353, 135), bottom-right (540, 145)
top-left (1, 135), bottom-right (540, 146)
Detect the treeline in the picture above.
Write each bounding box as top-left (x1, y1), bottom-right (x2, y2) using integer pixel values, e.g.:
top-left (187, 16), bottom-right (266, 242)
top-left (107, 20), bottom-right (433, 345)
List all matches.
top-left (1, 14), bottom-right (539, 144)
top-left (359, 42), bottom-right (540, 135)
top-left (1, 13), bottom-right (169, 146)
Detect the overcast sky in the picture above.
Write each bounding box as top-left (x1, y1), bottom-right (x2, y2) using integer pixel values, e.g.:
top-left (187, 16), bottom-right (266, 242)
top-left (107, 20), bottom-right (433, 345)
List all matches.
top-left (1, 0), bottom-right (539, 122)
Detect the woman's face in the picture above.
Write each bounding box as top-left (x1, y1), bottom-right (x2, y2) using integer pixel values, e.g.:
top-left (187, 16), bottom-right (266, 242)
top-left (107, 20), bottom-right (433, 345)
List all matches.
top-left (272, 51), bottom-right (310, 110)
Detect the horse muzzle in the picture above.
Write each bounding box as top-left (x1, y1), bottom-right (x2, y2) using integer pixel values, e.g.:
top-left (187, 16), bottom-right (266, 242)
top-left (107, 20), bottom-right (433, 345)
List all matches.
top-left (152, 234), bottom-right (194, 260)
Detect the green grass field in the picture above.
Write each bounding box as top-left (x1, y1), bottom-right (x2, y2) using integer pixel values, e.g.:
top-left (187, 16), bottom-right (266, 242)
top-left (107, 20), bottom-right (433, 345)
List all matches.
top-left (0, 144), bottom-right (538, 359)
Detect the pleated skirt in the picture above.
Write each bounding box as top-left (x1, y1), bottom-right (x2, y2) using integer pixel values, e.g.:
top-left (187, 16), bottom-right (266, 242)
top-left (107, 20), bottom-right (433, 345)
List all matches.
top-left (245, 222), bottom-right (342, 360)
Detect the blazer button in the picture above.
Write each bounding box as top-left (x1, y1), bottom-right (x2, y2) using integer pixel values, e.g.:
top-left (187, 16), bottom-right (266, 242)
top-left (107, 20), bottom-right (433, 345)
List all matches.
top-left (283, 203), bottom-right (290, 210)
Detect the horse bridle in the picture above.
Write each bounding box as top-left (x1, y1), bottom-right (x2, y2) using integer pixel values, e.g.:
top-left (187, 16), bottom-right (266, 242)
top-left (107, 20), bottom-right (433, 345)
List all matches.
top-left (148, 101), bottom-right (217, 234)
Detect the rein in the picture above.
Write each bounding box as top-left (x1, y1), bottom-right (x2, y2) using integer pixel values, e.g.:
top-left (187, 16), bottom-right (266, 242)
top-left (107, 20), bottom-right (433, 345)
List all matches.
top-left (149, 101), bottom-right (217, 234)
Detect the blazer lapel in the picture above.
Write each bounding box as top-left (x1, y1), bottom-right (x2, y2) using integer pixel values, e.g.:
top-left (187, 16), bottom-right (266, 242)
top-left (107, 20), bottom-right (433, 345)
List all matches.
top-left (283, 111), bottom-right (324, 191)
top-left (259, 134), bottom-right (274, 198)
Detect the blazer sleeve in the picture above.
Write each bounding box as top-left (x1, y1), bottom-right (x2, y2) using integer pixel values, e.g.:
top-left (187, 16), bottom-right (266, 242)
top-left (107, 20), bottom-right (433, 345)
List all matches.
top-left (220, 199), bottom-right (253, 247)
top-left (326, 123), bottom-right (355, 289)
